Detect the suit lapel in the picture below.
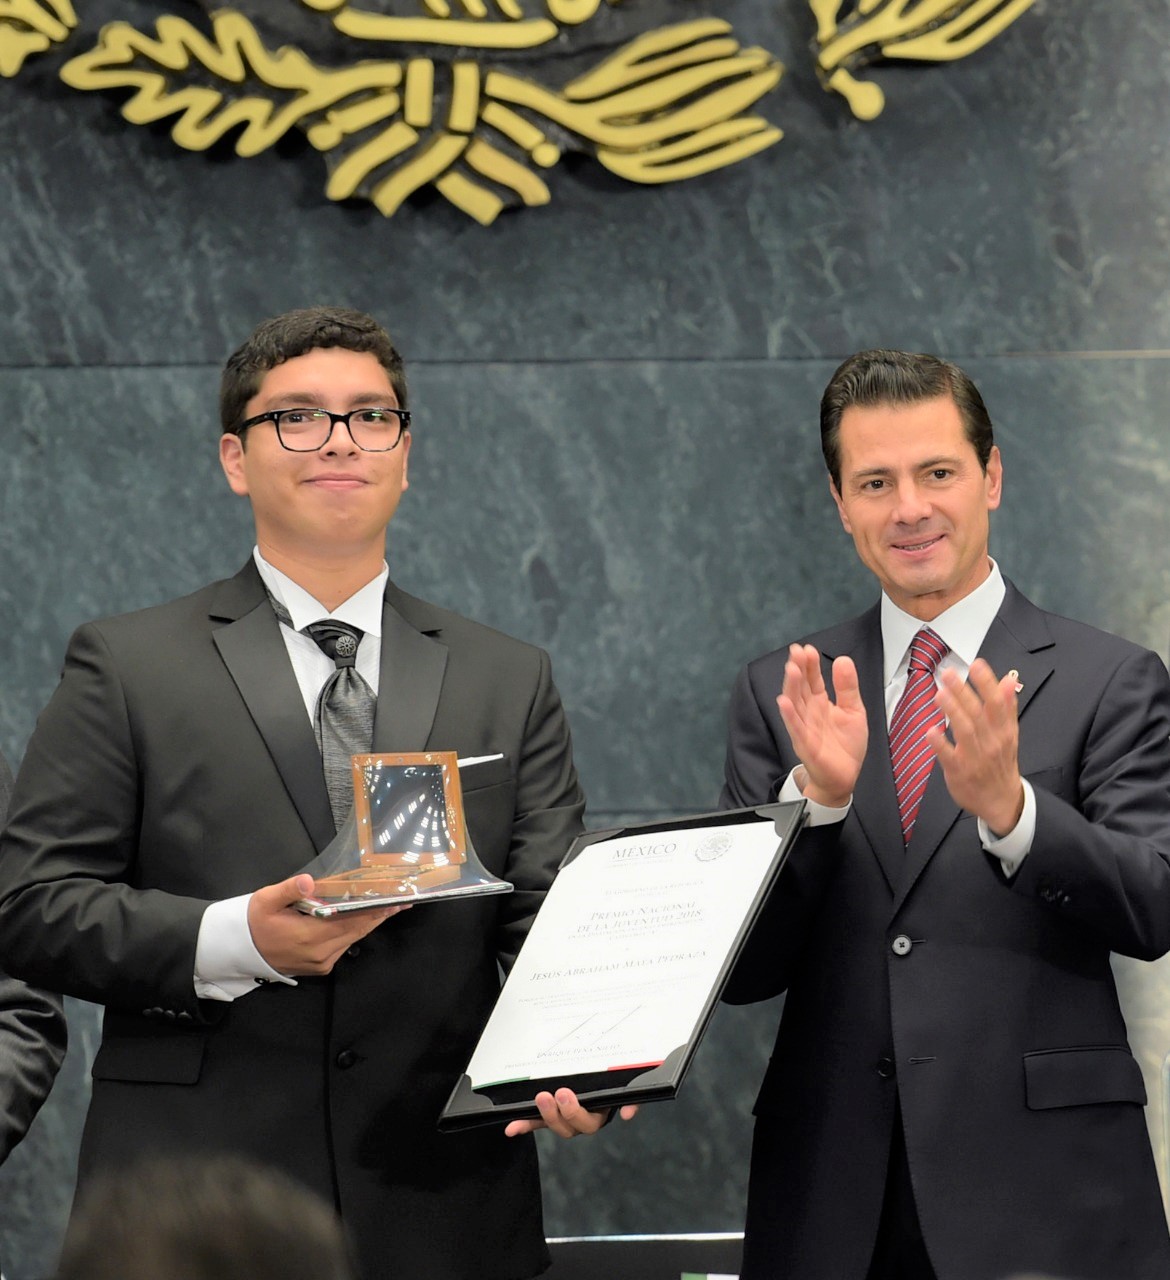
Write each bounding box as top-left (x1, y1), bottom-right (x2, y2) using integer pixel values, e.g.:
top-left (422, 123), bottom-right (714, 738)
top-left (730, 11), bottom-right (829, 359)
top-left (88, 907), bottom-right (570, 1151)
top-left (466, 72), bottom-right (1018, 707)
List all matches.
top-left (372, 582), bottom-right (448, 753)
top-left (975, 585), bottom-right (1055, 727)
top-left (891, 581), bottom-right (1055, 912)
top-left (210, 562), bottom-right (335, 853)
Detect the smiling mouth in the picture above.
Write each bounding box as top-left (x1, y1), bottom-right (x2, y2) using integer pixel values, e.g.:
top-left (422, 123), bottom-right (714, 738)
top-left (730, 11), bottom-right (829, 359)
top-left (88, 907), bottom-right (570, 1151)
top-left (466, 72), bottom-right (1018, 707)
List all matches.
top-left (892, 535), bottom-right (942, 553)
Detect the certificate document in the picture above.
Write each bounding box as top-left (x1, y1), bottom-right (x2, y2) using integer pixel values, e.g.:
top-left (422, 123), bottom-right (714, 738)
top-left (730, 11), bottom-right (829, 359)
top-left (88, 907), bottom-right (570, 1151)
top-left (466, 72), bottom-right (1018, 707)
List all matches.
top-left (439, 802), bottom-right (805, 1129)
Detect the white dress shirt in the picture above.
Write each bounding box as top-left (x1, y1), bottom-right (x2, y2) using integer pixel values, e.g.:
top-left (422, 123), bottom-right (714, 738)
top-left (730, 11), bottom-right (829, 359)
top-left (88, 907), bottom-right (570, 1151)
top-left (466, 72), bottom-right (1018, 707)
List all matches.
top-left (782, 560), bottom-right (1035, 877)
top-left (192, 551), bottom-right (388, 1001)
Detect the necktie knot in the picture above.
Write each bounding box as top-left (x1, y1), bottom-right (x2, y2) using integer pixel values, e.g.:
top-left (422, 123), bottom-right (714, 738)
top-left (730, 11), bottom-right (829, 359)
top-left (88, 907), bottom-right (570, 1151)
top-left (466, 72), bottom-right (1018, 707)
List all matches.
top-left (305, 620), bottom-right (362, 669)
top-left (267, 595), bottom-right (373, 830)
top-left (907, 627), bottom-right (947, 675)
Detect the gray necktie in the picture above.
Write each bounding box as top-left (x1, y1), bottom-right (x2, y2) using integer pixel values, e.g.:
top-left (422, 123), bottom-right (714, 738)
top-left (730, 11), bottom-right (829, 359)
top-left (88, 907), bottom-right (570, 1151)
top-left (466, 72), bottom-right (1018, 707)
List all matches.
top-left (305, 619), bottom-right (376, 830)
top-left (270, 597), bottom-right (376, 829)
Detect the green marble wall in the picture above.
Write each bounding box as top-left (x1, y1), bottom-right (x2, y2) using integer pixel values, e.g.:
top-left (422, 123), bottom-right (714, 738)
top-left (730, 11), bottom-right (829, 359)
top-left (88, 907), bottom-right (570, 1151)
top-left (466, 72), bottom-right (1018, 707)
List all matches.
top-left (2, 0), bottom-right (1170, 1274)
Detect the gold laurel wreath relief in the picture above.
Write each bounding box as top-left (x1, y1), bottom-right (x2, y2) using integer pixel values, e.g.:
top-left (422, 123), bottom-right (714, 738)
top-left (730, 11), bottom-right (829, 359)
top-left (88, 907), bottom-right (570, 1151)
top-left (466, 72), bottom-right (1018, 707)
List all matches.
top-left (0, 0), bottom-right (76, 76)
top-left (811, 0), bottom-right (1036, 120)
top-left (55, 3), bottom-right (782, 224)
top-left (4, 1), bottom-right (1040, 219)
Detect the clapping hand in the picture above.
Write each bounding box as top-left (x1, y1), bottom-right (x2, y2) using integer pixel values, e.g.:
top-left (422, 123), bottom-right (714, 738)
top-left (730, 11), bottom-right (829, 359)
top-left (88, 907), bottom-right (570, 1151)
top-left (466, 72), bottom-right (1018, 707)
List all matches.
top-left (929, 660), bottom-right (1024, 836)
top-left (777, 644), bottom-right (868, 808)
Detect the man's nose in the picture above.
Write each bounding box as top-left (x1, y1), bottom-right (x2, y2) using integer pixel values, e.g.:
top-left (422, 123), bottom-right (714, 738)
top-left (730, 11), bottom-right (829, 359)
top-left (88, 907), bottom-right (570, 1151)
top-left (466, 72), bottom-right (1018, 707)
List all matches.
top-left (320, 421), bottom-right (360, 454)
top-left (891, 479), bottom-right (930, 524)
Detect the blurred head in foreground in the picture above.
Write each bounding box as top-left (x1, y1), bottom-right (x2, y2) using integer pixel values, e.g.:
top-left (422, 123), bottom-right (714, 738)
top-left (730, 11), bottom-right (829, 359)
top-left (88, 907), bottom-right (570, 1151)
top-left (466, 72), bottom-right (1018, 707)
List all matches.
top-left (55, 1153), bottom-right (356, 1280)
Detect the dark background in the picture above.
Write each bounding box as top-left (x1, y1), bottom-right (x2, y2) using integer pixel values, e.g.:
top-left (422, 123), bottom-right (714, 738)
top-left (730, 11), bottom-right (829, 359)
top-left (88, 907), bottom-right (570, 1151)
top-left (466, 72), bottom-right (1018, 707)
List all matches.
top-left (3, 0), bottom-right (1170, 1274)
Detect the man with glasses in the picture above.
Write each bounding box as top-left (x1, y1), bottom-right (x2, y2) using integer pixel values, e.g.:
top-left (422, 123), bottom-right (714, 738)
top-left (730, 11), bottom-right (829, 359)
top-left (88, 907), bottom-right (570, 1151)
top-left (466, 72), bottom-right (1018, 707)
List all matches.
top-left (0, 307), bottom-right (610, 1280)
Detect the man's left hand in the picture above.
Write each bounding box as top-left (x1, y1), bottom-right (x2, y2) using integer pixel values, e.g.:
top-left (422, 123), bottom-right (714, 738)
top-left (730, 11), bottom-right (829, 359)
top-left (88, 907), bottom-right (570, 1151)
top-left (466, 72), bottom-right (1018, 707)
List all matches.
top-left (503, 1088), bottom-right (639, 1139)
top-left (929, 659), bottom-right (1024, 835)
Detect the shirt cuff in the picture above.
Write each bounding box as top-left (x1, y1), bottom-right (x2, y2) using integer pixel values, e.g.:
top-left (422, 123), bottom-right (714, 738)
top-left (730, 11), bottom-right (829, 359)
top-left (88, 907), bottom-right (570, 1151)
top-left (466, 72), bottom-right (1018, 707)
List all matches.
top-left (780, 769), bottom-right (851, 827)
top-left (978, 780), bottom-right (1036, 878)
top-left (194, 894), bottom-right (296, 1002)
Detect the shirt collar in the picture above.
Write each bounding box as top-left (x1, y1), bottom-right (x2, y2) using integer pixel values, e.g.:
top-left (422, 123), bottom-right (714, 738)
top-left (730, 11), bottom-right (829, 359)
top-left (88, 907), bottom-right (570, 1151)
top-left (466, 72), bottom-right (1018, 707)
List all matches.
top-left (881, 558), bottom-right (1006, 683)
top-left (253, 548), bottom-right (387, 637)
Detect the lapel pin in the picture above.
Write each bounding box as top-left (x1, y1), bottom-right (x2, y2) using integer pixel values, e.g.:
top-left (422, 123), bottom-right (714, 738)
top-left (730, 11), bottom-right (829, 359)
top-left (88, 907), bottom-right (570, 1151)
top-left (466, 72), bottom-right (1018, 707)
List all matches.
top-left (1007, 669), bottom-right (1024, 694)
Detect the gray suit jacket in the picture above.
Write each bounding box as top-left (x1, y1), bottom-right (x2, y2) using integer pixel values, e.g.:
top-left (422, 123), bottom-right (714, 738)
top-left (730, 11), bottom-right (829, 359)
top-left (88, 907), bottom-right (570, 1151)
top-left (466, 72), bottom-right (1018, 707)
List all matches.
top-left (721, 582), bottom-right (1170, 1280)
top-left (0, 751), bottom-right (66, 1168)
top-left (0, 561), bottom-right (585, 1280)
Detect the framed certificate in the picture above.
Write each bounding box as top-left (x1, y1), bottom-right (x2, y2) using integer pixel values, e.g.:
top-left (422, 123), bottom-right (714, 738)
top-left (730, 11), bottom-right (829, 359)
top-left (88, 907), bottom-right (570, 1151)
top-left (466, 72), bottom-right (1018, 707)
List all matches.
top-left (438, 801), bottom-right (806, 1130)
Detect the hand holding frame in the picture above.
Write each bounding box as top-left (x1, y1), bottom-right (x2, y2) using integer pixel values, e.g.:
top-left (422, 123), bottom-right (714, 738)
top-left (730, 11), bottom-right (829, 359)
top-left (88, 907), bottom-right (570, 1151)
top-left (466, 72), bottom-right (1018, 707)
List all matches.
top-left (503, 1089), bottom-right (639, 1139)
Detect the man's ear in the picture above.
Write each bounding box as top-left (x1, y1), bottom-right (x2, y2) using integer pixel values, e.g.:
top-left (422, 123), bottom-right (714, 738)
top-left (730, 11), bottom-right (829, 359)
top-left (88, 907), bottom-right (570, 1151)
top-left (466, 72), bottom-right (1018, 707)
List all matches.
top-left (829, 474), bottom-right (851, 534)
top-left (984, 444), bottom-right (1003, 512)
top-left (219, 433), bottom-right (249, 497)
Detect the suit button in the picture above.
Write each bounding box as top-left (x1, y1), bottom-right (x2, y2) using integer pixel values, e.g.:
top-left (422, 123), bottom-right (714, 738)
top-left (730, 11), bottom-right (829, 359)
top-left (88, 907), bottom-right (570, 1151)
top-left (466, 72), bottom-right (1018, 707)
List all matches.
top-left (876, 1057), bottom-right (896, 1079)
top-left (346, 944), bottom-right (363, 959)
top-left (891, 935), bottom-right (913, 956)
top-left (335, 1049), bottom-right (358, 1070)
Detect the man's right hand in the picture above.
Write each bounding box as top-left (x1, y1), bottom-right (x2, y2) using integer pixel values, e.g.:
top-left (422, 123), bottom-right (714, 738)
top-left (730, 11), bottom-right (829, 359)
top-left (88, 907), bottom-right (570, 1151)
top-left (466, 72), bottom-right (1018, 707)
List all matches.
top-left (247, 875), bottom-right (405, 976)
top-left (776, 644), bottom-right (868, 809)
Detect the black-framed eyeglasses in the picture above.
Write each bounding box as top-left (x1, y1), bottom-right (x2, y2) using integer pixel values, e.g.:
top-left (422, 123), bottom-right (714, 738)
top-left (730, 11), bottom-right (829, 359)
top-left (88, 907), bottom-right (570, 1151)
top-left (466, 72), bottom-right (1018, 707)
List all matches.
top-left (236, 407), bottom-right (411, 452)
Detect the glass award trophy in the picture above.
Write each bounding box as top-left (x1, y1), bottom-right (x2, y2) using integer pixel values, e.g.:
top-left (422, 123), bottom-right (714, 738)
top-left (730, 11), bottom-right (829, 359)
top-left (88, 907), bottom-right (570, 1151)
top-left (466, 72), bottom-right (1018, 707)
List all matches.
top-left (295, 751), bottom-right (513, 916)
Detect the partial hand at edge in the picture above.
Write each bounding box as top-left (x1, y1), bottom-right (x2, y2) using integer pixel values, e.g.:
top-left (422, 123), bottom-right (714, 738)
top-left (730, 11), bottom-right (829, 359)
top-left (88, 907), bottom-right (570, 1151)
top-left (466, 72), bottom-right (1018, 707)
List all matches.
top-left (247, 874), bottom-right (407, 977)
top-left (776, 644), bottom-right (868, 808)
top-left (503, 1088), bottom-right (639, 1139)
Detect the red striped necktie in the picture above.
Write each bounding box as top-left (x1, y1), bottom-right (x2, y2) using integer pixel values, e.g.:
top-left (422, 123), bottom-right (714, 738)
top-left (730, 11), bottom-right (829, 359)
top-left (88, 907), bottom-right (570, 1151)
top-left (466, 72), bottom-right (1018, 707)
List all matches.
top-left (889, 627), bottom-right (949, 845)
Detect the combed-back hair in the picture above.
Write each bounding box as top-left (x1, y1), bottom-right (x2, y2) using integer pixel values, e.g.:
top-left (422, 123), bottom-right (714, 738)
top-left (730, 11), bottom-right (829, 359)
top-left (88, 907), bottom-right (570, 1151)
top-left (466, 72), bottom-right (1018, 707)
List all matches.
top-left (819, 349), bottom-right (993, 489)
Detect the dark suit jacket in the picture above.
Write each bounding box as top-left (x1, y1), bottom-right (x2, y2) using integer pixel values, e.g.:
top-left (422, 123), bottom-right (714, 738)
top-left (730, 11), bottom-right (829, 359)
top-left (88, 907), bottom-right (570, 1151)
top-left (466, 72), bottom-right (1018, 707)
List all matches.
top-left (0, 561), bottom-right (585, 1280)
top-left (0, 751), bottom-right (67, 1167)
top-left (721, 582), bottom-right (1170, 1280)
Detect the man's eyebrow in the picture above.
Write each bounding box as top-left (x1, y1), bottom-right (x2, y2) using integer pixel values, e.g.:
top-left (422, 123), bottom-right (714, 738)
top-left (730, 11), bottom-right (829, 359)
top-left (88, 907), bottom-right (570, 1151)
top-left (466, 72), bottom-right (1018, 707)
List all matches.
top-left (848, 455), bottom-right (963, 481)
top-left (260, 390), bottom-right (397, 408)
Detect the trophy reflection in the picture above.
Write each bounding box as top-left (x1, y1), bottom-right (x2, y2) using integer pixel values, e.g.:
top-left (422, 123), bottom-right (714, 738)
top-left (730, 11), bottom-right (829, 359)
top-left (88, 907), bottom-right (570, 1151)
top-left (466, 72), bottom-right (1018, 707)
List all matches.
top-left (299, 751), bottom-right (511, 914)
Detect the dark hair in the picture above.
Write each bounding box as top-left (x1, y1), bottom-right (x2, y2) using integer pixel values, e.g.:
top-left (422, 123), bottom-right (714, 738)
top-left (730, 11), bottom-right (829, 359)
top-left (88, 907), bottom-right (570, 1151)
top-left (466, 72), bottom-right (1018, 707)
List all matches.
top-left (220, 305), bottom-right (407, 434)
top-left (819, 349), bottom-right (994, 489)
top-left (56, 1154), bottom-right (355, 1280)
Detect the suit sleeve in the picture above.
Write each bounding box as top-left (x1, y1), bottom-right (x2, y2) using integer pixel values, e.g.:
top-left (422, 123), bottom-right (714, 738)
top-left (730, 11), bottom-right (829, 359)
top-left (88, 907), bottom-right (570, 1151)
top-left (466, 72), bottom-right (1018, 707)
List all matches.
top-left (1011, 645), bottom-right (1170, 960)
top-left (0, 975), bottom-right (67, 1163)
top-left (0, 750), bottom-right (67, 1163)
top-left (494, 648), bottom-right (586, 972)
top-left (0, 624), bottom-right (207, 1011)
top-left (719, 660), bottom-right (846, 1004)
top-left (720, 662), bottom-right (791, 810)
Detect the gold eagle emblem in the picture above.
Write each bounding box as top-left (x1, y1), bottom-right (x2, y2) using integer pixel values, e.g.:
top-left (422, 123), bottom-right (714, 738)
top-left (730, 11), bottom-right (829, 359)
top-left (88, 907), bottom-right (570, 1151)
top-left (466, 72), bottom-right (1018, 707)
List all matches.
top-left (49, 0), bottom-right (783, 223)
top-left (1, 1), bottom-right (1039, 220)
